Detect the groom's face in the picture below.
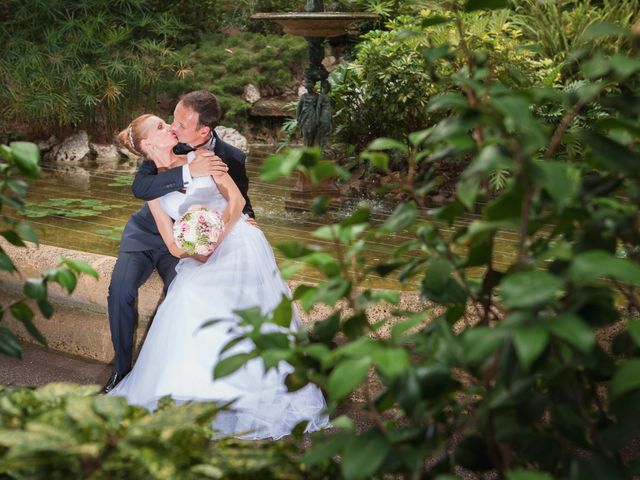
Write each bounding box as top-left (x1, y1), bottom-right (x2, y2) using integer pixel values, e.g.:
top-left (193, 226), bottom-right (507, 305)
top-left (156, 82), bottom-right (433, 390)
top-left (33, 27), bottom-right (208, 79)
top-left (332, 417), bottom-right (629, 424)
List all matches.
top-left (171, 101), bottom-right (210, 146)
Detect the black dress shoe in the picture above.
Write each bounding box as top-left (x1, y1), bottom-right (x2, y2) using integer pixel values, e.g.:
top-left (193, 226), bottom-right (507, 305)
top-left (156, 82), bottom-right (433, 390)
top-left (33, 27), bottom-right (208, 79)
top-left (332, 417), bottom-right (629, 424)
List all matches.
top-left (102, 370), bottom-right (129, 394)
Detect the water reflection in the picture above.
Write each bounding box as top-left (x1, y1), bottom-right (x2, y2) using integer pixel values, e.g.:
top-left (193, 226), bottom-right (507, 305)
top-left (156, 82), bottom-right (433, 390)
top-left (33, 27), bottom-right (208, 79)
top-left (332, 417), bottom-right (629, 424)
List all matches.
top-left (18, 146), bottom-right (518, 290)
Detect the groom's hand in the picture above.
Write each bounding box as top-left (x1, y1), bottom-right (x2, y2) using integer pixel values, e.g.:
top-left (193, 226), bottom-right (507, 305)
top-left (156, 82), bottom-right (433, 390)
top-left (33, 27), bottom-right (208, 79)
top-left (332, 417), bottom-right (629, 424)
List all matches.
top-left (189, 150), bottom-right (229, 178)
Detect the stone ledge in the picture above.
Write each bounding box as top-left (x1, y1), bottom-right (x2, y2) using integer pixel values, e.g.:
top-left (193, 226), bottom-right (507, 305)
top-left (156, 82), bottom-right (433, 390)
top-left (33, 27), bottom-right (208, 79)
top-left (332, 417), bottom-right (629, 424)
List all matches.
top-left (0, 242), bottom-right (426, 364)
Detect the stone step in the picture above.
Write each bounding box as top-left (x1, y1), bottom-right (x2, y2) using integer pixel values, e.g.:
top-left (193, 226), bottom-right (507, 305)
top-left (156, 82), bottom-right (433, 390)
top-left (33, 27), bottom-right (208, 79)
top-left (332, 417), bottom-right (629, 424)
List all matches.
top-left (0, 241), bottom-right (424, 364)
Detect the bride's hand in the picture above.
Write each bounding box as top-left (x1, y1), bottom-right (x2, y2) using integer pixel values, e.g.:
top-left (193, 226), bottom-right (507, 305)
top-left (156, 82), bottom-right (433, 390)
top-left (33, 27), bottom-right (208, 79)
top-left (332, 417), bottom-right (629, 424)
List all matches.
top-left (190, 253), bottom-right (210, 263)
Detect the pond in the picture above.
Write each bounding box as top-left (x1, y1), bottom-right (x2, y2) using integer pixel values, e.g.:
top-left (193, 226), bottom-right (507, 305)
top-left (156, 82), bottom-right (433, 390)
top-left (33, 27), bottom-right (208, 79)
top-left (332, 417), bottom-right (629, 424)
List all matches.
top-left (18, 145), bottom-right (518, 290)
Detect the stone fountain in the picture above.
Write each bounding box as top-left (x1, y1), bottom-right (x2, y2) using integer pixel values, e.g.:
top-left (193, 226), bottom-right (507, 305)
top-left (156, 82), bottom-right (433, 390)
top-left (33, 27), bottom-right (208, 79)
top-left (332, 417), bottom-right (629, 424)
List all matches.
top-left (252, 0), bottom-right (377, 211)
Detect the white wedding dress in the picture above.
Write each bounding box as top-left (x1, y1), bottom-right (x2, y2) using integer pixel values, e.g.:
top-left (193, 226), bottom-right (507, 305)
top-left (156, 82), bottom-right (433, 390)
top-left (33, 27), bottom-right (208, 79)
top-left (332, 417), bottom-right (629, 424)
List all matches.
top-left (109, 173), bottom-right (329, 439)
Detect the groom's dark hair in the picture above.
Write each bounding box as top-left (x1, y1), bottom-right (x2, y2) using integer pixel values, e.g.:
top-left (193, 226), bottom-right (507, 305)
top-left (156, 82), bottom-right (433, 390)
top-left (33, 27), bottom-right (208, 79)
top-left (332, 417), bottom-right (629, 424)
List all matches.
top-left (180, 90), bottom-right (222, 130)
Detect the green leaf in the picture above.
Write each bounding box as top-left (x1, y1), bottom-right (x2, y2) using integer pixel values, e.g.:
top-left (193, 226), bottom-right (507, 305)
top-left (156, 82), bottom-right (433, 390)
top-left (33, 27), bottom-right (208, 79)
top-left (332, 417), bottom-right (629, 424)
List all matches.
top-left (0, 250), bottom-right (16, 271)
top-left (628, 319), bottom-right (640, 348)
top-left (37, 299), bottom-right (54, 318)
top-left (313, 312), bottom-right (341, 343)
top-left (9, 142), bottom-right (41, 179)
top-left (579, 22), bottom-right (629, 42)
top-left (581, 131), bottom-right (640, 178)
top-left (214, 352), bottom-right (256, 379)
top-left (55, 268), bottom-right (77, 293)
top-left (428, 92), bottom-right (468, 112)
top-left (0, 325), bottom-right (22, 358)
top-left (367, 137), bottom-right (408, 154)
top-left (379, 203), bottom-right (418, 233)
top-left (537, 161), bottom-right (580, 209)
top-left (568, 251), bottom-right (640, 286)
top-left (457, 178), bottom-right (479, 210)
top-left (499, 271), bottom-right (564, 309)
top-left (464, 0), bottom-right (508, 11)
top-left (372, 347), bottom-right (410, 378)
top-left (23, 279), bottom-right (47, 300)
top-left (302, 434), bottom-right (350, 464)
top-left (341, 430), bottom-right (390, 480)
top-left (14, 221), bottom-right (38, 244)
top-left (361, 151), bottom-right (389, 172)
top-left (611, 359), bottom-right (640, 399)
top-left (548, 314), bottom-right (594, 353)
top-left (10, 302), bottom-right (47, 346)
top-left (327, 356), bottom-right (371, 401)
top-left (513, 326), bottom-right (549, 370)
top-left (463, 327), bottom-right (506, 364)
top-left (59, 257), bottom-right (98, 279)
top-left (506, 469), bottom-right (554, 480)
top-left (421, 258), bottom-right (467, 305)
top-left (271, 297), bottom-right (292, 328)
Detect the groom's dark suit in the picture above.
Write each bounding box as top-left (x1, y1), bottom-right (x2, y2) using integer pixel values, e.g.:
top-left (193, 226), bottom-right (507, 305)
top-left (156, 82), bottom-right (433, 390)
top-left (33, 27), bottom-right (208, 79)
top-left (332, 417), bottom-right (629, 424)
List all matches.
top-left (108, 132), bottom-right (254, 375)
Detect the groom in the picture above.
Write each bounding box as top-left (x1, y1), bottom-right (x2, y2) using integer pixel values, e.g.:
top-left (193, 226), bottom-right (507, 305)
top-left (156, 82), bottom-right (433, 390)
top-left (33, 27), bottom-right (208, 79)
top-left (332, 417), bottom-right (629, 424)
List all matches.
top-left (103, 90), bottom-right (255, 393)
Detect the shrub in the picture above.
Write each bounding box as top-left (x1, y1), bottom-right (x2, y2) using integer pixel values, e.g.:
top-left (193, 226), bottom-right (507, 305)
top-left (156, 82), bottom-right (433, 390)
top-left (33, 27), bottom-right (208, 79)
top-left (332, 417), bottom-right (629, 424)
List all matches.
top-left (163, 32), bottom-right (307, 129)
top-left (219, 3), bottom-right (640, 478)
top-left (0, 383), bottom-right (318, 479)
top-left (0, 0), bottom-right (184, 140)
top-left (331, 9), bottom-right (554, 149)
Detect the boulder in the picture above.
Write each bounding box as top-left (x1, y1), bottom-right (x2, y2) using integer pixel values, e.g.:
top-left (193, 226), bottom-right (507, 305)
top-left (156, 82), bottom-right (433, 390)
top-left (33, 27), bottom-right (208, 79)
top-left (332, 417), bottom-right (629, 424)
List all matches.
top-left (90, 143), bottom-right (121, 164)
top-left (47, 131), bottom-right (91, 163)
top-left (118, 146), bottom-right (142, 163)
top-left (242, 84), bottom-right (261, 104)
top-left (215, 126), bottom-right (249, 154)
top-left (36, 135), bottom-right (59, 154)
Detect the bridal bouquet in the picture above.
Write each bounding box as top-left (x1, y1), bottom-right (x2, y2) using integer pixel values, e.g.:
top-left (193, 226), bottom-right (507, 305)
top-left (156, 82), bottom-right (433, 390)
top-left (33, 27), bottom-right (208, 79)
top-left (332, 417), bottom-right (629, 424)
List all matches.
top-left (173, 205), bottom-right (224, 255)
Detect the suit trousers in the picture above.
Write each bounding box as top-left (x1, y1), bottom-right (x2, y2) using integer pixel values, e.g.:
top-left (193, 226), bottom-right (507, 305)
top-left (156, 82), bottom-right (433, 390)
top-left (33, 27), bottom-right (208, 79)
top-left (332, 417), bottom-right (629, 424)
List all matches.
top-left (107, 249), bottom-right (178, 374)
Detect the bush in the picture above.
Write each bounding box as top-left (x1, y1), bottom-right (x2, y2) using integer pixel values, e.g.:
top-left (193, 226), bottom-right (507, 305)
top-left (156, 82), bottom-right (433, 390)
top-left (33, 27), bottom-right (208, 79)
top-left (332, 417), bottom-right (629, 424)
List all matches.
top-left (219, 4), bottom-right (640, 478)
top-left (331, 10), bottom-right (554, 149)
top-left (510, 0), bottom-right (639, 82)
top-left (163, 32), bottom-right (307, 129)
top-left (0, 0), bottom-right (184, 140)
top-left (0, 383), bottom-right (319, 479)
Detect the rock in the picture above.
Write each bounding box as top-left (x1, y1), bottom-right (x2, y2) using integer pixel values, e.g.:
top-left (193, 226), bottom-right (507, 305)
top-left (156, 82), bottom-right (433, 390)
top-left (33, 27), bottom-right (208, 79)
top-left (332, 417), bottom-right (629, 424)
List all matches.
top-left (322, 55), bottom-right (338, 72)
top-left (118, 146), bottom-right (142, 163)
top-left (297, 85), bottom-right (308, 97)
top-left (90, 143), bottom-right (121, 164)
top-left (249, 98), bottom-right (295, 118)
top-left (36, 135), bottom-right (58, 154)
top-left (48, 131), bottom-right (91, 163)
top-left (242, 84), bottom-right (261, 104)
top-left (215, 126), bottom-right (249, 154)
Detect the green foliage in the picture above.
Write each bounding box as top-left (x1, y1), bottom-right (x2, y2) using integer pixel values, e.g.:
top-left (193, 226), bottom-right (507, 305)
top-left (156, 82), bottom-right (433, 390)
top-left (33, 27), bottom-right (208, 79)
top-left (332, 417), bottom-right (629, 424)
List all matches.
top-left (25, 198), bottom-right (125, 219)
top-left (331, 9), bottom-right (554, 149)
top-left (95, 226), bottom-right (125, 241)
top-left (216, 3), bottom-right (640, 478)
top-left (107, 174), bottom-right (134, 188)
top-left (163, 32), bottom-right (307, 128)
top-left (0, 0), bottom-right (184, 138)
top-left (0, 142), bottom-right (98, 359)
top-left (0, 383), bottom-right (315, 479)
top-left (510, 0), bottom-right (639, 81)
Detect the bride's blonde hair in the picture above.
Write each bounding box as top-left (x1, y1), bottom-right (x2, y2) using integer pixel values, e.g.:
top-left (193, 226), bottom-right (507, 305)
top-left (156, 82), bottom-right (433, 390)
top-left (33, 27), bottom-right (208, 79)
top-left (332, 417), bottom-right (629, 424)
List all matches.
top-left (117, 114), bottom-right (154, 156)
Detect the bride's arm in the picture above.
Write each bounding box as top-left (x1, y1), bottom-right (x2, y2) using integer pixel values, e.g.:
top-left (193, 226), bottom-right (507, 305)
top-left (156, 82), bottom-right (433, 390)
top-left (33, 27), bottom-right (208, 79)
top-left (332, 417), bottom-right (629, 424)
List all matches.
top-left (212, 169), bottom-right (246, 240)
top-left (148, 199), bottom-right (187, 258)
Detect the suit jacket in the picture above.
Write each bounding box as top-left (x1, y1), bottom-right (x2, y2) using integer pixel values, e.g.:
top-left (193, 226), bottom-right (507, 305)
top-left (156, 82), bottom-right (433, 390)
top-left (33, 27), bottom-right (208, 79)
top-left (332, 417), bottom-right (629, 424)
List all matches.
top-left (120, 132), bottom-right (254, 252)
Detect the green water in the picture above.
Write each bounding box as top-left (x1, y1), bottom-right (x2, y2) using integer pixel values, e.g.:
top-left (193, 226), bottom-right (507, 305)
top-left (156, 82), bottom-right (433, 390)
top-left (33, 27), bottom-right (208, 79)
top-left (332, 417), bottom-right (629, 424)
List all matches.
top-left (18, 147), bottom-right (517, 290)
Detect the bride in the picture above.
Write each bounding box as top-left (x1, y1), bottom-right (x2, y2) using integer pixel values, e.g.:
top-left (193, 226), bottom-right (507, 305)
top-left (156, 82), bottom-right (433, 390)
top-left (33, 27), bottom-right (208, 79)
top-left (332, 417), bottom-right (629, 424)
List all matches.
top-left (108, 113), bottom-right (329, 439)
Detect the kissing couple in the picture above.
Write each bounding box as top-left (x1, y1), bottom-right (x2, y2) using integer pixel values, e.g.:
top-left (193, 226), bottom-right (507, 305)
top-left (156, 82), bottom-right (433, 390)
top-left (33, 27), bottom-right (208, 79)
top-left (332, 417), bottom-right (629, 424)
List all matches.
top-left (105, 90), bottom-right (328, 439)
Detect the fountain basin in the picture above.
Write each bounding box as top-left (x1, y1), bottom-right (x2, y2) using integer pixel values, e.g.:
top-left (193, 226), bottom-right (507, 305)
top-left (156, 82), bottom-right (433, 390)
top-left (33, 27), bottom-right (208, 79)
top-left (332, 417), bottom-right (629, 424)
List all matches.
top-left (251, 12), bottom-right (378, 37)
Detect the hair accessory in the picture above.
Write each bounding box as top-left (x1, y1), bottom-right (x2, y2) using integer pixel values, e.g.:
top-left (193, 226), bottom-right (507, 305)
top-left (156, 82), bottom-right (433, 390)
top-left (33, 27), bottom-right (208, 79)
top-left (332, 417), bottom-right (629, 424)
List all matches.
top-left (127, 126), bottom-right (135, 149)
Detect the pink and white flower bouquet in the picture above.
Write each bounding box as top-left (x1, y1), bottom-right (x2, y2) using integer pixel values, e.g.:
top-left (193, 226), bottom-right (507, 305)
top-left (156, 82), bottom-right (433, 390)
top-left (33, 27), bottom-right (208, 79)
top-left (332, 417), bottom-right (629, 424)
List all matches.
top-left (173, 205), bottom-right (224, 256)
